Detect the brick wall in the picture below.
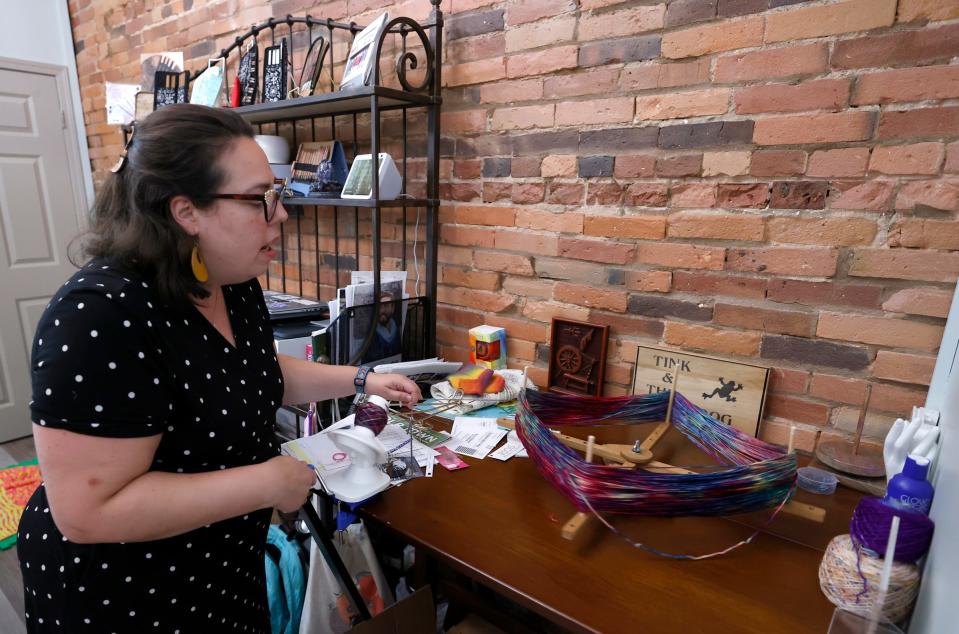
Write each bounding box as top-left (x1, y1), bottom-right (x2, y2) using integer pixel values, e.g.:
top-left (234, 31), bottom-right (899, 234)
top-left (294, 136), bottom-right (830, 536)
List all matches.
top-left (69, 0), bottom-right (959, 448)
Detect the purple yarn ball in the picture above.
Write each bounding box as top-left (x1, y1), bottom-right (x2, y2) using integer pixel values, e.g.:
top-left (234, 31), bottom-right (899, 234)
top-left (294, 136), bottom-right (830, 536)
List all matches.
top-left (850, 496), bottom-right (934, 564)
top-left (355, 401), bottom-right (387, 436)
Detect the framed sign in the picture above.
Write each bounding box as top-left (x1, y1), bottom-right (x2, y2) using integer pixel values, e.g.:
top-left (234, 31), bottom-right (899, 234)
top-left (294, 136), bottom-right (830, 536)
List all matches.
top-left (631, 346), bottom-right (770, 437)
top-left (548, 318), bottom-right (609, 397)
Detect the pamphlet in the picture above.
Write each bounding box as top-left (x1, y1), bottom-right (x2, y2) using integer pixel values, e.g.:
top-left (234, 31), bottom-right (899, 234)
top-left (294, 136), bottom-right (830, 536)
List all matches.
top-left (448, 417), bottom-right (508, 460)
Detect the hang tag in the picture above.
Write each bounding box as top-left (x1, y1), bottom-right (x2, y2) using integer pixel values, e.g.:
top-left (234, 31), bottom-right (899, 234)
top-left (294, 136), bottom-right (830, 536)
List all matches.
top-left (435, 446), bottom-right (469, 471)
top-left (425, 454), bottom-right (435, 477)
top-left (490, 442), bottom-right (523, 462)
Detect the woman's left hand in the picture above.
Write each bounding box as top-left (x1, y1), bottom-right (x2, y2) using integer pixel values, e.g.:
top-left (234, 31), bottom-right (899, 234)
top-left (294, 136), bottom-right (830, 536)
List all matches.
top-left (364, 372), bottom-right (422, 408)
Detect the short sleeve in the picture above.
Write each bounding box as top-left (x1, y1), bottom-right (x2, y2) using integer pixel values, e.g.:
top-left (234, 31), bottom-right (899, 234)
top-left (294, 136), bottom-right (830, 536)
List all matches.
top-left (30, 287), bottom-right (173, 438)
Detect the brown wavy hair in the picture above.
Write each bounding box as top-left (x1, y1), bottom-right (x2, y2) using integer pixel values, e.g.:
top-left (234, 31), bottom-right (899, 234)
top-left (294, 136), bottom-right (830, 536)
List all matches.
top-left (81, 104), bottom-right (254, 307)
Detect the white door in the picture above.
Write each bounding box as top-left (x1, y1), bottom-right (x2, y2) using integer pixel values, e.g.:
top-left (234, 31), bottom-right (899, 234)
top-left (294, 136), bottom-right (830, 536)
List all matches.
top-left (0, 60), bottom-right (88, 442)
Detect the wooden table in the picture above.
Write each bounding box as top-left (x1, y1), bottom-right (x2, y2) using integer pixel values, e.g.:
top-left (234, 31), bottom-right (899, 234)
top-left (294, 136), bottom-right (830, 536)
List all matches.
top-left (361, 418), bottom-right (860, 633)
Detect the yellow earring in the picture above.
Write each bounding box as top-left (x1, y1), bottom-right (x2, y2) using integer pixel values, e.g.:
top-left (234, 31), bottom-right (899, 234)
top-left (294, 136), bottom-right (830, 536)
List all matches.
top-left (191, 244), bottom-right (209, 282)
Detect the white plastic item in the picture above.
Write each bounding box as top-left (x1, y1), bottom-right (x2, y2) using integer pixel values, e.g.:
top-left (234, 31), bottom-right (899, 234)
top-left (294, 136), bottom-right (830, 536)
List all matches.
top-left (323, 425), bottom-right (390, 503)
top-left (254, 134), bottom-right (290, 164)
top-left (341, 153), bottom-right (402, 200)
top-left (883, 416), bottom-right (940, 482)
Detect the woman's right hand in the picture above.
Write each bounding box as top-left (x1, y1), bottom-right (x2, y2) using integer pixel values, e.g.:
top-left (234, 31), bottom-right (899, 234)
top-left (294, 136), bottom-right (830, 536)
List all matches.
top-left (265, 456), bottom-right (317, 512)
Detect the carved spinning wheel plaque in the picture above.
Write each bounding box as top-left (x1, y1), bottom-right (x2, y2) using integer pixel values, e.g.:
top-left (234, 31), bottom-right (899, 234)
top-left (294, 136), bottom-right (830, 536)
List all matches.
top-left (547, 318), bottom-right (609, 397)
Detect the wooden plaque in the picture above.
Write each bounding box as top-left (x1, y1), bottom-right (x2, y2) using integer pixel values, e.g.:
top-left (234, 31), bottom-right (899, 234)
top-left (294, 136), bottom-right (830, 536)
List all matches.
top-left (631, 346), bottom-right (770, 437)
top-left (548, 318), bottom-right (609, 397)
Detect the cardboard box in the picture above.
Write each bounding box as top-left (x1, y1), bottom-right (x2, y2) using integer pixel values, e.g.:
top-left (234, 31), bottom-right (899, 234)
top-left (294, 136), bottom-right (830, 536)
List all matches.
top-left (469, 325), bottom-right (506, 370)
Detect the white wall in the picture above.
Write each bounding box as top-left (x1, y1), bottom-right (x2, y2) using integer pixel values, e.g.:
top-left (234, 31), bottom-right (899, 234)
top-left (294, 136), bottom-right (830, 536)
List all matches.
top-left (910, 285), bottom-right (959, 632)
top-left (0, 1), bottom-right (93, 207)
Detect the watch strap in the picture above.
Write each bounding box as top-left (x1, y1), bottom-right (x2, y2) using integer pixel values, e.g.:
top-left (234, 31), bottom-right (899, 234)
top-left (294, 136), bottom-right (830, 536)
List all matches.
top-left (354, 365), bottom-right (371, 394)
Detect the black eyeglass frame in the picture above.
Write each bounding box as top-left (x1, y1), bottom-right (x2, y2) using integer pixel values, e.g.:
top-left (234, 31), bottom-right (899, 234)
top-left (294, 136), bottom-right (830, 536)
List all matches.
top-left (207, 188), bottom-right (282, 222)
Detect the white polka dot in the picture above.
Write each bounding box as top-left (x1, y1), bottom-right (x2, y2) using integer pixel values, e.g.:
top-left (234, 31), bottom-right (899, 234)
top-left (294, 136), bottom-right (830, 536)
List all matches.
top-left (138, 352), bottom-right (145, 359)
top-left (45, 388), bottom-right (52, 396)
top-left (90, 330), bottom-right (98, 338)
top-left (128, 392), bottom-right (136, 399)
top-left (61, 344), bottom-right (69, 352)
top-left (123, 320), bottom-right (131, 327)
top-left (77, 302), bottom-right (84, 309)
top-left (54, 319), bottom-right (60, 326)
top-left (74, 374), bottom-right (83, 383)
top-left (108, 361), bottom-right (117, 369)
top-left (95, 405), bottom-right (103, 412)
top-left (125, 576), bottom-right (132, 582)
top-left (209, 432), bottom-right (215, 437)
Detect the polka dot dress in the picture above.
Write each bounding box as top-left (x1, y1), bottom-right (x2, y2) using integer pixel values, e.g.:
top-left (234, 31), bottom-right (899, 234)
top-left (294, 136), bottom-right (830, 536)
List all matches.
top-left (19, 259), bottom-right (284, 633)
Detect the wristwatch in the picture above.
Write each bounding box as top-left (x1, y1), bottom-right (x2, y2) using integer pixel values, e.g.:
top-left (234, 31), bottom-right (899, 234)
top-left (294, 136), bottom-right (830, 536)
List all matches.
top-left (354, 365), bottom-right (371, 394)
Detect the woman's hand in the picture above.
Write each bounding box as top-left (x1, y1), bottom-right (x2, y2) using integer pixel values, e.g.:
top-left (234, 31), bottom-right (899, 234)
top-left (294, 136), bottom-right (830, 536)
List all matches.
top-left (264, 456), bottom-right (318, 512)
top-left (364, 372), bottom-right (422, 408)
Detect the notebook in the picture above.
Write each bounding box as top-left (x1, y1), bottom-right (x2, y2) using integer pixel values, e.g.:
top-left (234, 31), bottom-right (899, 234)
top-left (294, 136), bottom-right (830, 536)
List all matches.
top-left (262, 290), bottom-right (328, 322)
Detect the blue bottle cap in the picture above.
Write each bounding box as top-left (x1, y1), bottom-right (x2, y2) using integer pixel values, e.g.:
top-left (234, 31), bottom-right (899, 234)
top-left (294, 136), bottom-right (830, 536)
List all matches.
top-left (903, 454), bottom-right (930, 481)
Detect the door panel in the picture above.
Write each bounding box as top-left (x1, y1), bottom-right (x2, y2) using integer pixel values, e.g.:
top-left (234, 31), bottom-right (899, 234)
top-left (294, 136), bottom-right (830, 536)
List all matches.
top-left (0, 66), bottom-right (85, 441)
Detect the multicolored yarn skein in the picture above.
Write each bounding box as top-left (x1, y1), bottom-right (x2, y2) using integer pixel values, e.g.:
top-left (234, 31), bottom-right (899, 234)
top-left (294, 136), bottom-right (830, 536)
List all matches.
top-left (850, 496), bottom-right (934, 564)
top-left (819, 534), bottom-right (920, 623)
top-left (354, 396), bottom-right (389, 436)
top-left (515, 389), bottom-right (797, 517)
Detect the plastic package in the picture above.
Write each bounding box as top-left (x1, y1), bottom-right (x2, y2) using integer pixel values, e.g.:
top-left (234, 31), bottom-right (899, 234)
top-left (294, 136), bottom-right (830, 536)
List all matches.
top-left (798, 466), bottom-right (839, 494)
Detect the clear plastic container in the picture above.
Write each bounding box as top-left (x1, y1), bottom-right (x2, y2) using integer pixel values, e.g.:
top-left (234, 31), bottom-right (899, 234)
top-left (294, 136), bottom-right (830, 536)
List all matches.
top-left (798, 466), bottom-right (839, 494)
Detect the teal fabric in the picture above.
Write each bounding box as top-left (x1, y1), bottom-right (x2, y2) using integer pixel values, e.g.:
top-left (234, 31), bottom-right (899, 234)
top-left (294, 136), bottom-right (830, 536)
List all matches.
top-left (265, 525), bottom-right (306, 634)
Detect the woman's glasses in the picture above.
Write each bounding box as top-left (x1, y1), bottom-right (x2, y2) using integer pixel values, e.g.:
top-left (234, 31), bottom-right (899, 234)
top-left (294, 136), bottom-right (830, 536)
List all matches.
top-left (207, 188), bottom-right (282, 222)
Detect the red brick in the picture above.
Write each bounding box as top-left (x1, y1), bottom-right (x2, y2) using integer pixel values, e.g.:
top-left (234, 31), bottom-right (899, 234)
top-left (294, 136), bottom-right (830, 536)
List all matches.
top-left (850, 248), bottom-right (959, 283)
top-left (765, 394), bottom-right (831, 426)
top-left (479, 78), bottom-right (543, 104)
top-left (714, 43), bottom-right (828, 83)
top-left (441, 266), bottom-right (501, 291)
top-left (670, 183), bottom-right (717, 207)
top-left (750, 150), bottom-right (807, 177)
top-left (735, 79), bottom-right (850, 115)
top-left (559, 237), bottom-right (636, 264)
top-left (702, 151), bottom-right (750, 177)
top-left (587, 182), bottom-right (625, 206)
top-left (883, 287), bottom-right (953, 319)
top-left (482, 181), bottom-right (512, 203)
top-left (556, 97), bottom-right (633, 126)
top-left (672, 271), bottom-right (767, 299)
top-left (614, 154), bottom-right (656, 178)
top-left (662, 16), bottom-right (764, 59)
top-left (897, 0), bottom-right (959, 23)
top-left (809, 374), bottom-right (869, 406)
top-left (483, 315), bottom-right (551, 343)
top-left (759, 420), bottom-right (818, 452)
top-left (638, 243), bottom-right (725, 270)
top-left (447, 57), bottom-right (506, 86)
top-left (584, 215), bottom-right (666, 240)
top-left (543, 67), bottom-right (618, 99)
top-left (493, 230), bottom-right (560, 255)
top-left (766, 0), bottom-right (897, 43)
top-left (624, 183), bottom-right (669, 207)
top-left (503, 277), bottom-right (555, 300)
top-left (727, 247), bottom-right (839, 277)
top-left (579, 4), bottom-right (665, 41)
top-left (891, 218), bottom-right (959, 250)
top-left (442, 225), bottom-right (495, 248)
top-left (754, 112), bottom-right (874, 145)
top-left (769, 367), bottom-right (810, 395)
top-left (515, 208), bottom-right (583, 233)
top-left (541, 155), bottom-right (577, 178)
top-left (872, 351), bottom-right (936, 386)
top-left (505, 0), bottom-right (578, 26)
top-left (635, 89), bottom-right (730, 121)
top-left (554, 282), bottom-right (628, 312)
top-left (767, 216), bottom-right (877, 247)
top-left (505, 15), bottom-right (576, 52)
top-left (588, 312), bottom-right (665, 340)
top-left (714, 303), bottom-right (815, 337)
top-left (442, 109), bottom-right (488, 134)
top-left (870, 383), bottom-right (929, 414)
top-left (452, 204), bottom-right (517, 226)
top-left (871, 143), bottom-right (944, 176)
top-left (855, 65), bottom-right (959, 106)
top-left (455, 159), bottom-right (482, 179)
top-left (768, 278), bottom-right (883, 309)
top-left (521, 300), bottom-right (589, 323)
top-left (818, 311), bottom-right (944, 351)
top-left (807, 148), bottom-right (870, 178)
top-left (512, 183), bottom-right (545, 204)
top-left (626, 270), bottom-right (672, 292)
top-left (896, 179), bottom-right (959, 212)
top-left (547, 182), bottom-right (585, 205)
top-left (832, 23), bottom-right (959, 70)
top-left (506, 45), bottom-right (578, 78)
top-left (946, 142), bottom-right (959, 174)
top-left (664, 322), bottom-right (761, 357)
top-left (829, 181), bottom-right (895, 212)
top-left (656, 154), bottom-right (702, 177)
top-left (491, 104), bottom-right (554, 130)
top-left (716, 183), bottom-right (769, 209)
top-left (620, 58), bottom-right (712, 91)
top-left (877, 106), bottom-right (959, 140)
top-left (438, 245), bottom-right (475, 268)
top-left (473, 251), bottom-right (534, 275)
top-left (438, 286), bottom-right (515, 313)
top-left (668, 211), bottom-right (764, 241)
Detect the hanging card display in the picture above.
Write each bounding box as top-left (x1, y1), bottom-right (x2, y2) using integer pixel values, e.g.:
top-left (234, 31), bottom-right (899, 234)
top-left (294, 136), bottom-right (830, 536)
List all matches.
top-left (153, 71), bottom-right (187, 110)
top-left (339, 12), bottom-right (389, 91)
top-left (237, 43), bottom-right (258, 106)
top-left (262, 39), bottom-right (288, 103)
top-left (189, 59), bottom-right (225, 107)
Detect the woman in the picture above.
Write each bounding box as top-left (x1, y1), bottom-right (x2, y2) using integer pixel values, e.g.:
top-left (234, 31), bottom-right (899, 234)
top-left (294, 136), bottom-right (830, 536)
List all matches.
top-left (19, 104), bottom-right (421, 633)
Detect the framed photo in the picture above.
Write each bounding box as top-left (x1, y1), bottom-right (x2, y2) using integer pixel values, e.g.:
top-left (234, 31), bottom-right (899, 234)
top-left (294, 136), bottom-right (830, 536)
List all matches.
top-left (339, 12), bottom-right (389, 91)
top-left (631, 346), bottom-right (770, 437)
top-left (547, 318), bottom-right (609, 397)
top-left (297, 35), bottom-right (328, 97)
